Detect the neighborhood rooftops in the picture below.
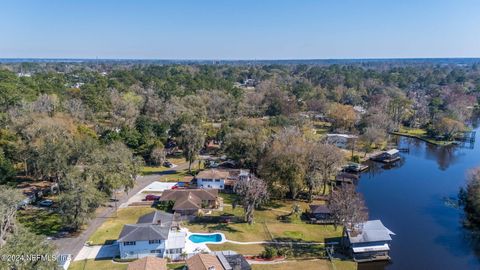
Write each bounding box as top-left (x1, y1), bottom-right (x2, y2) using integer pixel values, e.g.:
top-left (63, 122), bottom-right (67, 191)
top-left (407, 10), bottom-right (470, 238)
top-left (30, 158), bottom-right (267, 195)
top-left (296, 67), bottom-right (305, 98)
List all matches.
top-left (127, 256), bottom-right (168, 270)
top-left (347, 220), bottom-right (395, 244)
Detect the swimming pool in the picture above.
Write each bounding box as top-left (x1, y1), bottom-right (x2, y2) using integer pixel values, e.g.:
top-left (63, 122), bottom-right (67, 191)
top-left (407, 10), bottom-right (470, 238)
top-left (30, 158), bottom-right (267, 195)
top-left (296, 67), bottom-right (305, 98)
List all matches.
top-left (188, 233), bottom-right (224, 244)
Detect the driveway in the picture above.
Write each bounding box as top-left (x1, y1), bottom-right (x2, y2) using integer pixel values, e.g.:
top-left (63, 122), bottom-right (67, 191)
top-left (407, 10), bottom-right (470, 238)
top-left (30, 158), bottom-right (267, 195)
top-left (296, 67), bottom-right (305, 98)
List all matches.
top-left (75, 244), bottom-right (119, 261)
top-left (52, 161), bottom-right (193, 260)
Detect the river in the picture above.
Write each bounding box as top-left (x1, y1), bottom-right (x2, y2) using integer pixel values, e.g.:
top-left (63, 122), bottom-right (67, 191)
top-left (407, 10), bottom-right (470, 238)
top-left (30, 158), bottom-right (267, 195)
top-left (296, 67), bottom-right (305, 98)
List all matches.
top-left (357, 126), bottom-right (480, 270)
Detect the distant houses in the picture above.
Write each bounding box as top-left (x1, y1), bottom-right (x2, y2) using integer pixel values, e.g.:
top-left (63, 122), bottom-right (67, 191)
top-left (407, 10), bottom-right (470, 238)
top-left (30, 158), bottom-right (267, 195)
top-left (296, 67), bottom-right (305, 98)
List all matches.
top-left (194, 168), bottom-right (252, 191)
top-left (326, 134), bottom-right (358, 149)
top-left (118, 211), bottom-right (186, 260)
top-left (342, 220), bottom-right (395, 262)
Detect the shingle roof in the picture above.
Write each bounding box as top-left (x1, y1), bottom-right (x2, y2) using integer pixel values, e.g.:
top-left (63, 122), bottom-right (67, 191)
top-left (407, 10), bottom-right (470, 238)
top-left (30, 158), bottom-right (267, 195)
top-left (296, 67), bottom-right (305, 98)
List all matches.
top-left (187, 254), bottom-right (224, 270)
top-left (196, 169), bottom-right (230, 179)
top-left (118, 211), bottom-right (175, 242)
top-left (118, 224), bottom-right (170, 242)
top-left (309, 204), bottom-right (331, 214)
top-left (127, 257), bottom-right (168, 270)
top-left (159, 189), bottom-right (218, 211)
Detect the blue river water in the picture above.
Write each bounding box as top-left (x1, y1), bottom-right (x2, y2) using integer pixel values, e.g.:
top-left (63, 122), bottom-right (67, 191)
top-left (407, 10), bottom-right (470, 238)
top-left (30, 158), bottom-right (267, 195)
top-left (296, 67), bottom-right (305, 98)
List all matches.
top-left (357, 127), bottom-right (480, 270)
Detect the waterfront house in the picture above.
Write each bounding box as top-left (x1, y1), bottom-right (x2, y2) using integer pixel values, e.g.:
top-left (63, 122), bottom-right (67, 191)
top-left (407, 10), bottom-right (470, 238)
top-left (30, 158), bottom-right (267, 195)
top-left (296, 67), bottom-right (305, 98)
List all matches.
top-left (127, 256), bottom-right (168, 270)
top-left (186, 251), bottom-right (251, 270)
top-left (342, 220), bottom-right (395, 262)
top-left (326, 134), bottom-right (358, 149)
top-left (118, 211), bottom-right (186, 260)
top-left (158, 189), bottom-right (220, 216)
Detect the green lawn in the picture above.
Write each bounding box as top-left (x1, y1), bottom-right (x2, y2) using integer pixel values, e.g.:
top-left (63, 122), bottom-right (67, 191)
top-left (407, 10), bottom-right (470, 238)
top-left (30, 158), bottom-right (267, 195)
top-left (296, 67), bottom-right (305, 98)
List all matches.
top-left (17, 208), bottom-right (63, 236)
top-left (69, 259), bottom-right (184, 270)
top-left (251, 259), bottom-right (357, 270)
top-left (88, 207), bottom-right (155, 245)
top-left (393, 127), bottom-right (453, 146)
top-left (69, 259), bottom-right (128, 270)
top-left (185, 200), bottom-right (342, 244)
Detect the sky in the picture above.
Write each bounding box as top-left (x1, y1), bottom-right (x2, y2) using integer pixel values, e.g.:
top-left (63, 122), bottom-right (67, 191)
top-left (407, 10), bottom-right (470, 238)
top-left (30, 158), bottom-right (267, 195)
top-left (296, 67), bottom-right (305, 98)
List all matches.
top-left (1, 0), bottom-right (480, 60)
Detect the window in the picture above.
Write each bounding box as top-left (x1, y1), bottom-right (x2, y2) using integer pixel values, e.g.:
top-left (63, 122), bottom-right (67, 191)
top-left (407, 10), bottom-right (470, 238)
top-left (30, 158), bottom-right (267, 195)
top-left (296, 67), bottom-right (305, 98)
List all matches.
top-left (150, 249), bottom-right (163, 254)
top-left (166, 248), bottom-right (182, 254)
top-left (215, 179), bottom-right (220, 182)
top-left (123, 241), bottom-right (136, 246)
top-left (149, 239), bottom-right (161, 244)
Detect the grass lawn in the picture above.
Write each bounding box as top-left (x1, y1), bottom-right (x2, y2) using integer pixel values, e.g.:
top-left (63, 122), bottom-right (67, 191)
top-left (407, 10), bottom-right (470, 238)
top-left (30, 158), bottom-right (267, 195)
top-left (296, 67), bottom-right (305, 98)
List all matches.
top-left (185, 200), bottom-right (343, 252)
top-left (88, 207), bottom-right (155, 245)
top-left (69, 259), bottom-right (128, 270)
top-left (393, 127), bottom-right (452, 146)
top-left (17, 208), bottom-right (63, 236)
top-left (208, 242), bottom-right (266, 255)
top-left (69, 259), bottom-right (184, 270)
top-left (251, 259), bottom-right (357, 270)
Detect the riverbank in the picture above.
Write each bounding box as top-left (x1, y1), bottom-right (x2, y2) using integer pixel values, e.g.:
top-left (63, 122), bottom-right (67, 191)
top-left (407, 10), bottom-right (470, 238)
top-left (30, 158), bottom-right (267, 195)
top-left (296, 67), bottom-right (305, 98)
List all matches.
top-left (390, 127), bottom-right (453, 146)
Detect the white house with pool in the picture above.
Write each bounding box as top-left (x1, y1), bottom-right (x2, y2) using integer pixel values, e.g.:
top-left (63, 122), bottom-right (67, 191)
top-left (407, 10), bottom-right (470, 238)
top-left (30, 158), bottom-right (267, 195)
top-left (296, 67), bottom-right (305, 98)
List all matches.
top-left (117, 211), bottom-right (186, 260)
top-left (117, 210), bottom-right (228, 259)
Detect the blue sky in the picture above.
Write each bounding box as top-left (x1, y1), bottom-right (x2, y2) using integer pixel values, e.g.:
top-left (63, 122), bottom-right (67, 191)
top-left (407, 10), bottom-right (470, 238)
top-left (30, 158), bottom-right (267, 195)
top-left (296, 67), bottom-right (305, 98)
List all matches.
top-left (1, 0), bottom-right (479, 59)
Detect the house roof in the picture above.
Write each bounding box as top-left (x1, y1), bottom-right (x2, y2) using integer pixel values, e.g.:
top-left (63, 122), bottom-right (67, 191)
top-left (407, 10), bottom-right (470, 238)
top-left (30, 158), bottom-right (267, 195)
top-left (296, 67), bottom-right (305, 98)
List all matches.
top-left (326, 133), bottom-right (358, 139)
top-left (347, 220), bottom-right (395, 244)
top-left (309, 204), bottom-right (331, 214)
top-left (187, 253), bottom-right (224, 270)
top-left (118, 211), bottom-right (175, 242)
top-left (211, 251), bottom-right (251, 270)
top-left (159, 189), bottom-right (218, 211)
top-left (196, 169), bottom-right (230, 179)
top-left (385, 149), bottom-right (399, 155)
top-left (127, 257), bottom-right (168, 270)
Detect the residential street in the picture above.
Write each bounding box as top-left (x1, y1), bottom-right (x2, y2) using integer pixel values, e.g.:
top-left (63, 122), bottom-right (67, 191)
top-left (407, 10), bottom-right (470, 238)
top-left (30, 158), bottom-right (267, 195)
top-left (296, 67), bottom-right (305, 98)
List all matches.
top-left (53, 161), bottom-right (192, 259)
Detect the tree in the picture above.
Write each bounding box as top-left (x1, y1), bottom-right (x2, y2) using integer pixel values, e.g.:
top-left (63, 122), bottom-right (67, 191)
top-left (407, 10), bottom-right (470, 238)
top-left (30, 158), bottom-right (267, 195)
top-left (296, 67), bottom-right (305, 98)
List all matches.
top-left (327, 103), bottom-right (357, 132)
top-left (0, 188), bottom-right (23, 248)
top-left (459, 167), bottom-right (480, 228)
top-left (328, 185), bottom-right (368, 230)
top-left (0, 149), bottom-right (15, 184)
top-left (431, 117), bottom-right (465, 140)
top-left (360, 126), bottom-right (386, 155)
top-left (58, 172), bottom-right (105, 231)
top-left (315, 144), bottom-right (345, 195)
top-left (234, 177), bottom-right (269, 225)
top-left (0, 226), bottom-right (58, 270)
top-left (178, 123), bottom-right (205, 172)
top-left (259, 127), bottom-right (307, 199)
top-left (150, 144), bottom-right (166, 166)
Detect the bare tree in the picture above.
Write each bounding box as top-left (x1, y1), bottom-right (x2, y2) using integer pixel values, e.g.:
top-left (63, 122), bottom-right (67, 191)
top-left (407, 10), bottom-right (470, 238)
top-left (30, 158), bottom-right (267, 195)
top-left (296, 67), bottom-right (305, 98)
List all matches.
top-left (315, 144), bottom-right (345, 195)
top-left (234, 177), bottom-right (269, 225)
top-left (0, 188), bottom-right (23, 248)
top-left (328, 185), bottom-right (368, 230)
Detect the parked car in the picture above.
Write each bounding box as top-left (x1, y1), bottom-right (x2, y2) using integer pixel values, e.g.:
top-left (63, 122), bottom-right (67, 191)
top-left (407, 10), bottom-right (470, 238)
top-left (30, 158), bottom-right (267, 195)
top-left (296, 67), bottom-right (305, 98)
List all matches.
top-left (145, 194), bottom-right (161, 201)
top-left (171, 185), bottom-right (179, 190)
top-left (39, 199), bottom-right (53, 207)
top-left (163, 161), bottom-right (174, 168)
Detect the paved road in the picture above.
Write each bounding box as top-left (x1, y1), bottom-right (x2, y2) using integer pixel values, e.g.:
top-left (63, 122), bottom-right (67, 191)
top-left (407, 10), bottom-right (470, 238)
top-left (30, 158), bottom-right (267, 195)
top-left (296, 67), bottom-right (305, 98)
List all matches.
top-left (52, 161), bottom-right (193, 259)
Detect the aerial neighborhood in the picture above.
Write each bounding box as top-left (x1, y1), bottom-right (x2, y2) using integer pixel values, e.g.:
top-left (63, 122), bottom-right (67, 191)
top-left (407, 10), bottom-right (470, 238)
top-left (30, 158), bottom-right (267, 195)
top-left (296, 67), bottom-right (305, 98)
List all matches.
top-left (0, 57), bottom-right (479, 270)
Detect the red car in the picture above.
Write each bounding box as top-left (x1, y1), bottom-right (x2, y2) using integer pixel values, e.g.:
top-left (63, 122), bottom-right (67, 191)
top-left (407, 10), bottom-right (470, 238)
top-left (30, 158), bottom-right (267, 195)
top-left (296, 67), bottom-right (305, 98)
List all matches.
top-left (171, 185), bottom-right (179, 189)
top-left (145, 194), bottom-right (161, 201)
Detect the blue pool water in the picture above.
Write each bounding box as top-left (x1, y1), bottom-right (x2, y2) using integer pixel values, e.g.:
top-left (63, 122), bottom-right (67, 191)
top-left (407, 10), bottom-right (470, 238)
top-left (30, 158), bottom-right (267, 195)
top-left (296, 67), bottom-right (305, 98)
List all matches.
top-left (189, 233), bottom-right (223, 243)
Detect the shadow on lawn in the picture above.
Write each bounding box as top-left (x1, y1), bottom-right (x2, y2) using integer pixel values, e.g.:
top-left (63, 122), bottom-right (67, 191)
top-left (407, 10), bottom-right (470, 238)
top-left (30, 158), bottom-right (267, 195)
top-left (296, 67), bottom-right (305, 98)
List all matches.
top-left (267, 239), bottom-right (326, 258)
